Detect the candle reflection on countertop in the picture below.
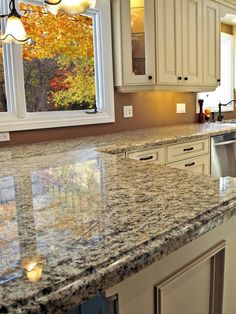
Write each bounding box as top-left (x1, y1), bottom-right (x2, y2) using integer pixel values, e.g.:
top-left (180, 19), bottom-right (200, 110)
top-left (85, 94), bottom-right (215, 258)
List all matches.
top-left (22, 256), bottom-right (44, 283)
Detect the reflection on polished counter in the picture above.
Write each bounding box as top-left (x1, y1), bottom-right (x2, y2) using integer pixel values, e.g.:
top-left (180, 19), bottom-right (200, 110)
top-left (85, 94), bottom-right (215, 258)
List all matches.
top-left (1, 124), bottom-right (236, 313)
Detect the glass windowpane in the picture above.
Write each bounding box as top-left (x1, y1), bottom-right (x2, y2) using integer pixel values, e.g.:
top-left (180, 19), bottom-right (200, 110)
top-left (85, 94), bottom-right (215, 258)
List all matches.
top-left (20, 3), bottom-right (96, 112)
top-left (130, 0), bottom-right (145, 75)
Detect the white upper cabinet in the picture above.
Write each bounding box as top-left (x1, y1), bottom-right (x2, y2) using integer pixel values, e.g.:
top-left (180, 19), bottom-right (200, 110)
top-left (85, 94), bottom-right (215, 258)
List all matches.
top-left (203, 0), bottom-right (220, 86)
top-left (112, 0), bottom-right (156, 89)
top-left (182, 0), bottom-right (203, 85)
top-left (156, 0), bottom-right (183, 84)
top-left (112, 0), bottom-right (225, 92)
top-left (156, 0), bottom-right (203, 86)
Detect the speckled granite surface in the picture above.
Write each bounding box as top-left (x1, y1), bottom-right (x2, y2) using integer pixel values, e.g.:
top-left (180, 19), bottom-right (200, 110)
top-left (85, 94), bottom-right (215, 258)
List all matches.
top-left (1, 123), bottom-right (236, 313)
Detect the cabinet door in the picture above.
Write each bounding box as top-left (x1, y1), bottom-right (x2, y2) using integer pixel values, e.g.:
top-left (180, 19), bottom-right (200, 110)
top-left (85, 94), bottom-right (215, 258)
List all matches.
top-left (126, 147), bottom-right (165, 164)
top-left (121, 0), bottom-right (156, 85)
top-left (156, 0), bottom-right (182, 84)
top-left (166, 138), bottom-right (210, 163)
top-left (182, 0), bottom-right (203, 85)
top-left (203, 0), bottom-right (220, 86)
top-left (155, 245), bottom-right (225, 314)
top-left (167, 154), bottom-right (210, 175)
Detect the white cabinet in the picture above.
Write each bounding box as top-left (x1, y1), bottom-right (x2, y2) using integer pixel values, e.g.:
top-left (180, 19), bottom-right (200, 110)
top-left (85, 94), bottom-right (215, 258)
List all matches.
top-left (126, 147), bottom-right (165, 164)
top-left (106, 218), bottom-right (232, 314)
top-left (203, 0), bottom-right (220, 86)
top-left (157, 0), bottom-right (203, 86)
top-left (182, 0), bottom-right (203, 85)
top-left (156, 0), bottom-right (182, 85)
top-left (112, 0), bottom-right (156, 89)
top-left (167, 155), bottom-right (210, 175)
top-left (126, 138), bottom-right (210, 175)
top-left (166, 138), bottom-right (210, 175)
top-left (112, 0), bottom-right (222, 92)
top-left (166, 138), bottom-right (209, 163)
top-left (155, 243), bottom-right (225, 314)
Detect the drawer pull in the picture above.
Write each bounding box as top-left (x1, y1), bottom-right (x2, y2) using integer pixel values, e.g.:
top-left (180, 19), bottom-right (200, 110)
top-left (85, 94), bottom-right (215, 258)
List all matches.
top-left (140, 156), bottom-right (154, 161)
top-left (183, 147), bottom-right (194, 152)
top-left (185, 162), bottom-right (195, 167)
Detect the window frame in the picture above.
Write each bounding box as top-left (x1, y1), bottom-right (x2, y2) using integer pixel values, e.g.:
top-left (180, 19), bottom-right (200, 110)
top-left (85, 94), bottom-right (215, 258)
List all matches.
top-left (0, 0), bottom-right (115, 132)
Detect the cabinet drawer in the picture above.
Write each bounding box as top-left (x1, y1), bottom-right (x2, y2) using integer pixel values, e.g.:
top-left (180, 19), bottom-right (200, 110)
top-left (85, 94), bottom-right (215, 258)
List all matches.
top-left (126, 147), bottom-right (165, 164)
top-left (167, 138), bottom-right (209, 163)
top-left (167, 154), bottom-right (210, 175)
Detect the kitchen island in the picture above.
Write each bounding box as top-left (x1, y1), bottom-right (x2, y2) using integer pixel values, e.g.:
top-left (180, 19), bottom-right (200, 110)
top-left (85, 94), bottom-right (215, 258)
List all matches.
top-left (1, 123), bottom-right (236, 313)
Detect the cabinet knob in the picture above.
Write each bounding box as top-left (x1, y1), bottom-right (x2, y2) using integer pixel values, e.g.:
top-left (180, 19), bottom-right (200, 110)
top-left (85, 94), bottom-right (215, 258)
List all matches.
top-left (217, 79), bottom-right (221, 83)
top-left (178, 76), bottom-right (182, 80)
top-left (148, 75), bottom-right (153, 80)
top-left (184, 77), bottom-right (188, 81)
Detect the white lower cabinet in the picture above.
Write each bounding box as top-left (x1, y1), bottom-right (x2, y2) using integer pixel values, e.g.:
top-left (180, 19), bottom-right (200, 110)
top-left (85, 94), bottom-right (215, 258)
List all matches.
top-left (126, 138), bottom-right (210, 175)
top-left (126, 147), bottom-right (165, 164)
top-left (166, 138), bottom-right (210, 175)
top-left (106, 216), bottom-right (236, 314)
top-left (167, 154), bottom-right (210, 175)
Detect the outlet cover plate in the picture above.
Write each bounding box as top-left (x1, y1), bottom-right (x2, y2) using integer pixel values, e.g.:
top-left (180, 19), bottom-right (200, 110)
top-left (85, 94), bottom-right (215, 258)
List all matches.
top-left (0, 132), bottom-right (10, 142)
top-left (123, 105), bottom-right (133, 118)
top-left (176, 103), bottom-right (186, 114)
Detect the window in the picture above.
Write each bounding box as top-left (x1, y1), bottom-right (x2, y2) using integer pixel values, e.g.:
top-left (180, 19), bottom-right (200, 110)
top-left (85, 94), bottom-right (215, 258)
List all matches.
top-left (0, 0), bottom-right (114, 131)
top-left (197, 32), bottom-right (234, 112)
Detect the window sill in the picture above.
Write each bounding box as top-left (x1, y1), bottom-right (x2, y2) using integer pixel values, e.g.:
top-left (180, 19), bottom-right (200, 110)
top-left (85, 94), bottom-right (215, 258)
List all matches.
top-left (0, 111), bottom-right (115, 132)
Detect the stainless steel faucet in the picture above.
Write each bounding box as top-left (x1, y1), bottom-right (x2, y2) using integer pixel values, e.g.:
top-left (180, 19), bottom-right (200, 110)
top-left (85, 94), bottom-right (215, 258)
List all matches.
top-left (218, 100), bottom-right (236, 121)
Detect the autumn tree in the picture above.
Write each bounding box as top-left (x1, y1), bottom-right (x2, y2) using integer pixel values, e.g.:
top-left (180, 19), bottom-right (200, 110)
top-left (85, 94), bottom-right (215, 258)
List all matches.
top-left (20, 3), bottom-right (95, 112)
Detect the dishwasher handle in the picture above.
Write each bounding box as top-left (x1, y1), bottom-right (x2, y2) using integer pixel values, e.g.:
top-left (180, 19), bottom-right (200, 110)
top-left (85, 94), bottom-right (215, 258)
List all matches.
top-left (214, 139), bottom-right (236, 146)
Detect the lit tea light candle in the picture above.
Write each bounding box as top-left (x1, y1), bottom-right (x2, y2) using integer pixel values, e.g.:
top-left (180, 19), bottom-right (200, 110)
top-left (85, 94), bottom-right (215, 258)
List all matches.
top-left (26, 264), bottom-right (43, 283)
top-left (22, 256), bottom-right (44, 283)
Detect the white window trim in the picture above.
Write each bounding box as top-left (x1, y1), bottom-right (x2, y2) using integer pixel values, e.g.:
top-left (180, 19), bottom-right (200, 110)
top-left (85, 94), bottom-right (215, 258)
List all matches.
top-left (197, 32), bottom-right (234, 113)
top-left (0, 0), bottom-right (115, 132)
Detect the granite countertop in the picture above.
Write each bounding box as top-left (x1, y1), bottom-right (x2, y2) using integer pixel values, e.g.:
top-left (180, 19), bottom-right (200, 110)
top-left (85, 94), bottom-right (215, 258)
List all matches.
top-left (1, 123), bottom-right (236, 313)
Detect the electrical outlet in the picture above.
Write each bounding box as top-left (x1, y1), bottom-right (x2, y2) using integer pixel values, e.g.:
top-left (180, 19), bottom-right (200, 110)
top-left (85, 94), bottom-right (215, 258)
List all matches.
top-left (0, 132), bottom-right (10, 142)
top-left (123, 105), bottom-right (133, 118)
top-left (176, 103), bottom-right (186, 114)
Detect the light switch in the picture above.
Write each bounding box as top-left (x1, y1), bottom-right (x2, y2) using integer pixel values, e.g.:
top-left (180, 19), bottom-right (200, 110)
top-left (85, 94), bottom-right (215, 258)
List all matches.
top-left (176, 103), bottom-right (186, 114)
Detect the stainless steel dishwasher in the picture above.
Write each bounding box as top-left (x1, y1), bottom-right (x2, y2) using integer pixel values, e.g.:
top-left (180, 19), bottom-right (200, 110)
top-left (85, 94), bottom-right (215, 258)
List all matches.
top-left (211, 132), bottom-right (236, 177)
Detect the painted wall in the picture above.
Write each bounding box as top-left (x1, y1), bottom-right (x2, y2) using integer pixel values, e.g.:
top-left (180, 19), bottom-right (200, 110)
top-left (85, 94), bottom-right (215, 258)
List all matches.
top-left (1, 90), bottom-right (236, 147)
top-left (1, 24), bottom-right (235, 147)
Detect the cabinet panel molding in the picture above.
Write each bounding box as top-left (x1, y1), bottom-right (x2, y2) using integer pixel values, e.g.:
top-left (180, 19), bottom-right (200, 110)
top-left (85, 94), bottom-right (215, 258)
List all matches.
top-left (155, 242), bottom-right (225, 314)
top-left (112, 0), bottom-right (156, 87)
top-left (167, 154), bottom-right (210, 175)
top-left (204, 0), bottom-right (220, 86)
top-left (182, 0), bottom-right (203, 85)
top-left (166, 138), bottom-right (210, 163)
top-left (156, 0), bottom-right (182, 84)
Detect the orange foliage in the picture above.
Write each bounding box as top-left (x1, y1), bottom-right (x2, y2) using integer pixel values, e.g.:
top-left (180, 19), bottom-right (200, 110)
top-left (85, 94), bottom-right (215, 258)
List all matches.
top-left (20, 4), bottom-right (94, 61)
top-left (50, 69), bottom-right (70, 91)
